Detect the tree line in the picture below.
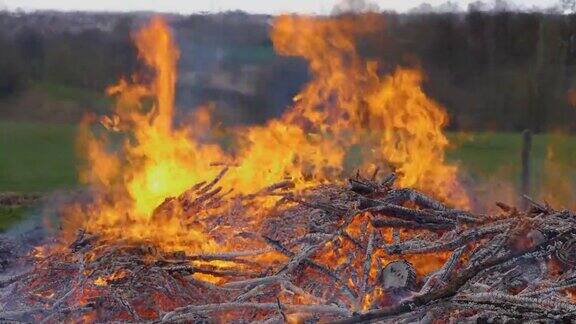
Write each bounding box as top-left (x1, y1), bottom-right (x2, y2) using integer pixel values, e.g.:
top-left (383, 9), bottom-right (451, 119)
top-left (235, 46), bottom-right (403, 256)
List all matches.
top-left (1, 10), bottom-right (576, 132)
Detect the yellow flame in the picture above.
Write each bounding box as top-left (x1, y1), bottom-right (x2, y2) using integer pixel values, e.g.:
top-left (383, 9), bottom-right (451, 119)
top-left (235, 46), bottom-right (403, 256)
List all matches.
top-left (73, 15), bottom-right (468, 255)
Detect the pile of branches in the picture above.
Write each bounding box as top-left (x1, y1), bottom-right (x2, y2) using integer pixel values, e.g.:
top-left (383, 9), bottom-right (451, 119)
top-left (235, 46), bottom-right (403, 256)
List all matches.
top-left (1, 172), bottom-right (576, 322)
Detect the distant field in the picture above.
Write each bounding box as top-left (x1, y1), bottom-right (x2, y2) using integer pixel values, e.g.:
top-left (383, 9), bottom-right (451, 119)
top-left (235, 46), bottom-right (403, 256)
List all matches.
top-left (448, 132), bottom-right (576, 192)
top-left (1, 121), bottom-right (576, 229)
top-left (0, 121), bottom-right (77, 192)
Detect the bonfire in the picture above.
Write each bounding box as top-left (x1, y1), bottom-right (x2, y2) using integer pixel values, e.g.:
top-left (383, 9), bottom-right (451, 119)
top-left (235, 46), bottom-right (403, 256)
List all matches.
top-left (1, 15), bottom-right (575, 323)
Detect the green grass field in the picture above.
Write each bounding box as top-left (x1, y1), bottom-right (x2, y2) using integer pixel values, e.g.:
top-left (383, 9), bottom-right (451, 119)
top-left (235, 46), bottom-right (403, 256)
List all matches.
top-left (0, 205), bottom-right (28, 231)
top-left (0, 121), bottom-right (77, 192)
top-left (449, 132), bottom-right (576, 183)
top-left (0, 121), bottom-right (78, 229)
top-left (2, 121), bottom-right (576, 230)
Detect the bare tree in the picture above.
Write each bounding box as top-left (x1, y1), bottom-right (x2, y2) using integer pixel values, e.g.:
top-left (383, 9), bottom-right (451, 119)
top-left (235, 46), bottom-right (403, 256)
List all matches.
top-left (493, 0), bottom-right (512, 12)
top-left (409, 3), bottom-right (434, 14)
top-left (468, 1), bottom-right (489, 12)
top-left (436, 1), bottom-right (461, 13)
top-left (561, 0), bottom-right (576, 13)
top-left (332, 0), bottom-right (379, 14)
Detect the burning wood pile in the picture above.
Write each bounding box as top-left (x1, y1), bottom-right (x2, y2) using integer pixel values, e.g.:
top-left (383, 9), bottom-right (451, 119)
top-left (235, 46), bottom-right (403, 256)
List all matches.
top-left (2, 15), bottom-right (576, 323)
top-left (2, 171), bottom-right (576, 322)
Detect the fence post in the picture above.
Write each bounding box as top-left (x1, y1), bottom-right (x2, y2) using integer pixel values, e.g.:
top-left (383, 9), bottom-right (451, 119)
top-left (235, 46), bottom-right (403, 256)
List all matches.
top-left (521, 129), bottom-right (532, 209)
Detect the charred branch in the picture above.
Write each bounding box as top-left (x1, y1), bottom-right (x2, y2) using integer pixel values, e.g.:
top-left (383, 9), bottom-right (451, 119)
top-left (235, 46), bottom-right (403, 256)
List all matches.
top-left (3, 174), bottom-right (575, 323)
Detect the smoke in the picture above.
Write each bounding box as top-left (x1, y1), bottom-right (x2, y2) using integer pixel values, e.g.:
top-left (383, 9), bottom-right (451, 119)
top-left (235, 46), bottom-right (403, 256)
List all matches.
top-left (0, 190), bottom-right (88, 255)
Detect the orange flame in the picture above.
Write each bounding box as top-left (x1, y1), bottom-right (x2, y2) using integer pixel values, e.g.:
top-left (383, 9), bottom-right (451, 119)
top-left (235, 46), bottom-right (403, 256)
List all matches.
top-left (73, 15), bottom-right (468, 254)
top-left (272, 15), bottom-right (468, 206)
top-left (93, 270), bottom-right (129, 286)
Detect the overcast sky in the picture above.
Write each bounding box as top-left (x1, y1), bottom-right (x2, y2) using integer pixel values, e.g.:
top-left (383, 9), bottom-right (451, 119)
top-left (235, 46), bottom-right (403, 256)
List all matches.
top-left (0, 0), bottom-right (560, 14)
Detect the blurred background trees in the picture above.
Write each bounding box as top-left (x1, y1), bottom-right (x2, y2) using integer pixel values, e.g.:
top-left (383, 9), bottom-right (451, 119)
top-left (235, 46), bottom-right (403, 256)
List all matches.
top-left (1, 6), bottom-right (576, 132)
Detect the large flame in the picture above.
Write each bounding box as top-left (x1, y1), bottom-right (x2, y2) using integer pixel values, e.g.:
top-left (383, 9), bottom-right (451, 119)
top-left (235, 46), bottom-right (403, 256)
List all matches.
top-left (273, 15), bottom-right (467, 205)
top-left (73, 15), bottom-right (468, 253)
